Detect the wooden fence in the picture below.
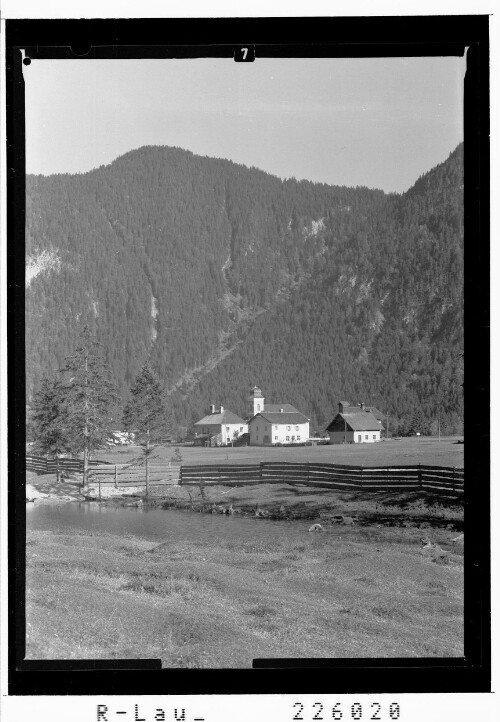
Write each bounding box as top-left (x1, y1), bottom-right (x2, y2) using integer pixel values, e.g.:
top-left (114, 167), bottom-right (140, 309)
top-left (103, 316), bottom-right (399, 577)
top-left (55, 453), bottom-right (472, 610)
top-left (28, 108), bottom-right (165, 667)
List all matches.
top-left (86, 463), bottom-right (180, 491)
top-left (27, 455), bottom-right (464, 496)
top-left (26, 455), bottom-right (111, 474)
top-left (180, 462), bottom-right (464, 495)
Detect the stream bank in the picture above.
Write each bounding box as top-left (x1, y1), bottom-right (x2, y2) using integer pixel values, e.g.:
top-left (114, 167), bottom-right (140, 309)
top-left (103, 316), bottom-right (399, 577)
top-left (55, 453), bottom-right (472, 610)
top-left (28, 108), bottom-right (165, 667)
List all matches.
top-left (26, 472), bottom-right (463, 531)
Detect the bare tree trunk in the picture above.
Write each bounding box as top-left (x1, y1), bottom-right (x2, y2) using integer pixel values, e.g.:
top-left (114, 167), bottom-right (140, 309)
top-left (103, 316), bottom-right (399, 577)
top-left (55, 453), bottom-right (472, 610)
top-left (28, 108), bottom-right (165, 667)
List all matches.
top-left (82, 348), bottom-right (89, 491)
top-left (145, 429), bottom-right (150, 501)
top-left (83, 442), bottom-right (89, 492)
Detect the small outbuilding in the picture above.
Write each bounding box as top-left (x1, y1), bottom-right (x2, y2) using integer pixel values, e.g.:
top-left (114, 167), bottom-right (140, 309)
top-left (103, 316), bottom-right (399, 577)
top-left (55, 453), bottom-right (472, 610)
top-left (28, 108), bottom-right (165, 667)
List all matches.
top-left (326, 401), bottom-right (383, 444)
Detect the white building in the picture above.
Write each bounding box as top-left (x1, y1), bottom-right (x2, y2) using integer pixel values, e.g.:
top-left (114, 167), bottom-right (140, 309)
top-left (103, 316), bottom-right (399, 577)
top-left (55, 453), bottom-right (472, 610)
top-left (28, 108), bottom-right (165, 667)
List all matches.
top-left (326, 401), bottom-right (383, 444)
top-left (247, 386), bottom-right (310, 445)
top-left (193, 405), bottom-right (248, 446)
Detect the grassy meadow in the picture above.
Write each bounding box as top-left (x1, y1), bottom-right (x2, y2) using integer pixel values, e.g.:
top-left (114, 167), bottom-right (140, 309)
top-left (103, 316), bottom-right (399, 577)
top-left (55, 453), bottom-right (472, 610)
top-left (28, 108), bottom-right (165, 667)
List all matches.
top-left (26, 520), bottom-right (463, 666)
top-left (100, 436), bottom-right (464, 468)
top-left (25, 436), bottom-right (464, 666)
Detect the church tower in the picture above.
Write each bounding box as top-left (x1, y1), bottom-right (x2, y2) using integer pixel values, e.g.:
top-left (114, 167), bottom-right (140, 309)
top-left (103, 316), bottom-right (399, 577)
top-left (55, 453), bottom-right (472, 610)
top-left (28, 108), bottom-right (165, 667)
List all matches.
top-left (248, 385), bottom-right (264, 418)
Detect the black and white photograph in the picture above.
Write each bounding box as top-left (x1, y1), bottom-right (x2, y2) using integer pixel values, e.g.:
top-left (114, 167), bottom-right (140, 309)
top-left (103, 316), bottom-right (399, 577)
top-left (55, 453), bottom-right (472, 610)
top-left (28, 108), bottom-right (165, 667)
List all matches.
top-left (21, 49), bottom-right (468, 667)
top-left (3, 11), bottom-right (491, 706)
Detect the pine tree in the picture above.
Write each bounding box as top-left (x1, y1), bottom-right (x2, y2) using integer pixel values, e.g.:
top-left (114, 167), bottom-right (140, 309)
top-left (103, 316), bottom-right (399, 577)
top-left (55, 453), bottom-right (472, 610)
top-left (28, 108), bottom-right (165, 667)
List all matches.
top-left (123, 363), bottom-right (171, 499)
top-left (31, 376), bottom-right (70, 482)
top-left (59, 326), bottom-right (119, 489)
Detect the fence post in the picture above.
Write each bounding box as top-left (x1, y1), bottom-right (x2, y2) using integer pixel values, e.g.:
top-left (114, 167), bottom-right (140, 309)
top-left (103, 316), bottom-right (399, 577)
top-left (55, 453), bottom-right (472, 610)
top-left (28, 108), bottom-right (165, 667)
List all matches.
top-left (360, 465), bottom-right (363, 489)
top-left (306, 461), bottom-right (310, 486)
top-left (452, 466), bottom-right (456, 494)
top-left (114, 465), bottom-right (118, 488)
top-left (179, 465), bottom-right (183, 486)
top-left (98, 475), bottom-right (102, 502)
top-left (260, 462), bottom-right (264, 482)
top-left (418, 464), bottom-right (423, 489)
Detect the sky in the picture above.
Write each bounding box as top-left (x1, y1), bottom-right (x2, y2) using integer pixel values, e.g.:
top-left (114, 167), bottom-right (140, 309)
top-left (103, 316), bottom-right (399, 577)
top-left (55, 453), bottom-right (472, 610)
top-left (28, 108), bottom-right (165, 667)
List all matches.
top-left (23, 55), bottom-right (465, 194)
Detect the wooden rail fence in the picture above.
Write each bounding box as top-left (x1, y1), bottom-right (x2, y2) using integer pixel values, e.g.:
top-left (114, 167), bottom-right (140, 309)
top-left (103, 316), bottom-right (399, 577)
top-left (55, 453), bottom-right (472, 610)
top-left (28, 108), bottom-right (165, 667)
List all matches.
top-left (86, 463), bottom-right (180, 491)
top-left (27, 456), bottom-right (464, 496)
top-left (26, 455), bottom-right (111, 474)
top-left (26, 455), bottom-right (179, 490)
top-left (180, 462), bottom-right (464, 495)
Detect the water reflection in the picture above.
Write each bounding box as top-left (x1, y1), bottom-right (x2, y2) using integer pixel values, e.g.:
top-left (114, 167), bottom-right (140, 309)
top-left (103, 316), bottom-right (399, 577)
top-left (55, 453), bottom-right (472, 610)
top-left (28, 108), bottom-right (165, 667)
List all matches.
top-left (27, 502), bottom-right (309, 545)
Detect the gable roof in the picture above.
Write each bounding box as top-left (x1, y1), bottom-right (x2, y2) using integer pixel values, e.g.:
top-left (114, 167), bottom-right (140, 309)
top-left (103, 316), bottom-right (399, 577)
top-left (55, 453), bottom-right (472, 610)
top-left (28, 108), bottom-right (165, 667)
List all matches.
top-left (339, 405), bottom-right (363, 414)
top-left (194, 409), bottom-right (247, 426)
top-left (263, 403), bottom-right (299, 413)
top-left (326, 411), bottom-right (382, 432)
top-left (249, 411), bottom-right (309, 425)
top-left (364, 406), bottom-right (385, 423)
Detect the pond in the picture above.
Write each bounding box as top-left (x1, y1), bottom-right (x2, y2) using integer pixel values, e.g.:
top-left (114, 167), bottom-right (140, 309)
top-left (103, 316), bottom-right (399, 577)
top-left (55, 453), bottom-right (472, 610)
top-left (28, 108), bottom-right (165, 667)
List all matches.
top-left (26, 502), bottom-right (313, 545)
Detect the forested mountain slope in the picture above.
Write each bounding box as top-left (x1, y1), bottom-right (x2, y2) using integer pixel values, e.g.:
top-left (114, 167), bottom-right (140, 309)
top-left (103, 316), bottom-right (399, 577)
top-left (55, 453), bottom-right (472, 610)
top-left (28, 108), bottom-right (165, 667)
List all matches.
top-left (26, 144), bottom-right (464, 434)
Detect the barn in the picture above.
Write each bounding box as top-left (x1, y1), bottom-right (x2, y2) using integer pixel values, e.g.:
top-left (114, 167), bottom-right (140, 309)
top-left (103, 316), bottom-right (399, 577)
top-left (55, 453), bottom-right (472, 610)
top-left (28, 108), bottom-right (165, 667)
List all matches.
top-left (326, 401), bottom-right (384, 444)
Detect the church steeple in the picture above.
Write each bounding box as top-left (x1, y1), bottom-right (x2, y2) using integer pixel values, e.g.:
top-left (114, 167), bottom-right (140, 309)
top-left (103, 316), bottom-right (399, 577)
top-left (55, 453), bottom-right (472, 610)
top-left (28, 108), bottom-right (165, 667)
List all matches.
top-left (248, 385), bottom-right (264, 417)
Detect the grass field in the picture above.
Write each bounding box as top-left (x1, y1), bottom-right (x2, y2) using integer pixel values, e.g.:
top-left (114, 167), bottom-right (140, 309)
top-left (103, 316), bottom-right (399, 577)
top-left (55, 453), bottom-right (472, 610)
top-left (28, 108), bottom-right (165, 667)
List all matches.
top-left (26, 520), bottom-right (464, 666)
top-left (25, 435), bottom-right (464, 667)
top-left (100, 436), bottom-right (464, 468)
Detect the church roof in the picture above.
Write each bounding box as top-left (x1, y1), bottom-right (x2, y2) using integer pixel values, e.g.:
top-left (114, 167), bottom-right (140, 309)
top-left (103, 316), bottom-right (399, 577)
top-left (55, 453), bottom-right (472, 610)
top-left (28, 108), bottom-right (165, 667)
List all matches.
top-left (249, 411), bottom-right (309, 425)
top-left (263, 403), bottom-right (299, 413)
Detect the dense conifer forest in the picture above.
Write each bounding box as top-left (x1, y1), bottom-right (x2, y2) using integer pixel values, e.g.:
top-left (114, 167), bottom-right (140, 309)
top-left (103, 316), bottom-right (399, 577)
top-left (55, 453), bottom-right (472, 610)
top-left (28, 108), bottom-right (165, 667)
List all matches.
top-left (25, 144), bottom-right (464, 435)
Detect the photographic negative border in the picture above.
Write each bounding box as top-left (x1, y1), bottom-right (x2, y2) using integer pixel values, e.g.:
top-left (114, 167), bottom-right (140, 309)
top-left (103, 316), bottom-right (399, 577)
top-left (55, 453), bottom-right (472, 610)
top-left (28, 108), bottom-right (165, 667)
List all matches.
top-left (5, 15), bottom-right (490, 695)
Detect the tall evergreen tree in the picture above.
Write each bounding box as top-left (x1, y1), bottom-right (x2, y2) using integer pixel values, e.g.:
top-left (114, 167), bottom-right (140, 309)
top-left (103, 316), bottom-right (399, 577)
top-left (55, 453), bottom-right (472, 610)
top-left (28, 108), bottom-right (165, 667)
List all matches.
top-left (59, 326), bottom-right (119, 489)
top-left (31, 376), bottom-right (70, 482)
top-left (123, 363), bottom-right (170, 499)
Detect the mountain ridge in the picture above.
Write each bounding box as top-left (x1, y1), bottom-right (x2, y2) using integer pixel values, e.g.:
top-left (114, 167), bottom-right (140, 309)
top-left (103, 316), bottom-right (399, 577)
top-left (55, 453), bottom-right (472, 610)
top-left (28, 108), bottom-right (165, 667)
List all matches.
top-left (26, 143), bottom-right (464, 435)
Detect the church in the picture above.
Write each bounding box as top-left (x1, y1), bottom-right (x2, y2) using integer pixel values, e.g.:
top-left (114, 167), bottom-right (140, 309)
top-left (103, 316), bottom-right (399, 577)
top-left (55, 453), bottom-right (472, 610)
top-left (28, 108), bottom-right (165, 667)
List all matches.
top-left (246, 386), bottom-right (310, 446)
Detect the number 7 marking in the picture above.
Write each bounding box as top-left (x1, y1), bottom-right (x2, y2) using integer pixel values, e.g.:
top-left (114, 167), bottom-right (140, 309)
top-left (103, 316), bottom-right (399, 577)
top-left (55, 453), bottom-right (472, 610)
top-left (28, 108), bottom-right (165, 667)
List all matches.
top-left (242, 47), bottom-right (248, 59)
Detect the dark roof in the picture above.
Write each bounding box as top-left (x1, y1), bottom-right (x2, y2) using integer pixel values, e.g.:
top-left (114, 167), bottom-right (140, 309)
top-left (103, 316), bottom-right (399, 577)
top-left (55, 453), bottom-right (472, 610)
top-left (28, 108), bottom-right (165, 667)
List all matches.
top-left (263, 403), bottom-right (299, 413)
top-left (340, 405), bottom-right (363, 414)
top-left (194, 409), bottom-right (246, 426)
top-left (326, 412), bottom-right (382, 432)
top-left (250, 411), bottom-right (309, 425)
top-left (364, 406), bottom-right (385, 423)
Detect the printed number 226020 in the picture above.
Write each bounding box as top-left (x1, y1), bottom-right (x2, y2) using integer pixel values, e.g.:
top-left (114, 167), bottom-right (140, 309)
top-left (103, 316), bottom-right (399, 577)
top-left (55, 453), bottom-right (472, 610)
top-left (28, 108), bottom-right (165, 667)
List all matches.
top-left (292, 702), bottom-right (401, 720)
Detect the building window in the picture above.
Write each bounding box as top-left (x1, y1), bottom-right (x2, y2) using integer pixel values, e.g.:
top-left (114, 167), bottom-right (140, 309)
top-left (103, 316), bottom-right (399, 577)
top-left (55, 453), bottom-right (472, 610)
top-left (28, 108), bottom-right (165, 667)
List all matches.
top-left (295, 425), bottom-right (299, 431)
top-left (358, 435), bottom-right (362, 442)
top-left (287, 426), bottom-right (291, 431)
top-left (373, 435), bottom-right (376, 440)
top-left (274, 425), bottom-right (278, 430)
top-left (240, 427), bottom-right (243, 432)
top-left (286, 436), bottom-right (290, 441)
top-left (365, 435), bottom-right (368, 440)
top-left (275, 436), bottom-right (278, 441)
top-left (297, 436), bottom-right (301, 441)
top-left (257, 404), bottom-right (261, 412)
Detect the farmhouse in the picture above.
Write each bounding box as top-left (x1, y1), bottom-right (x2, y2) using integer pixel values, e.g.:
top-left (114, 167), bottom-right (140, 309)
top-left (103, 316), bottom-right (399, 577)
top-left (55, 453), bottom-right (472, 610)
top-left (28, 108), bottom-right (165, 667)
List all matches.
top-left (326, 401), bottom-right (384, 444)
top-left (193, 405), bottom-right (248, 446)
top-left (247, 386), bottom-right (310, 446)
